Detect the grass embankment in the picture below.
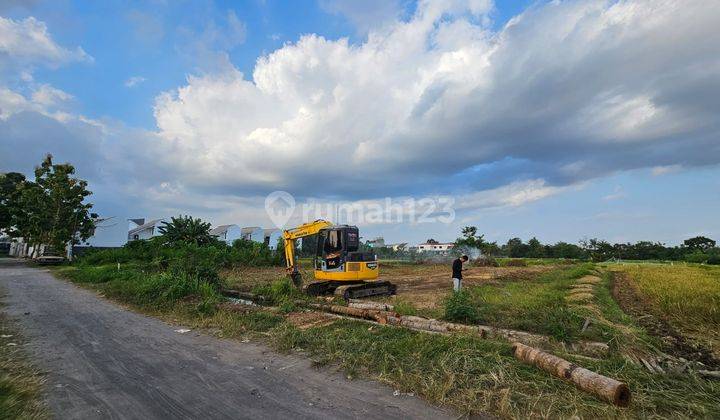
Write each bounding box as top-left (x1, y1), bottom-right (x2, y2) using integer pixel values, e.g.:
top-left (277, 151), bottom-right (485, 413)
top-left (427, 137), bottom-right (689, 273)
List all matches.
top-left (607, 264), bottom-right (720, 356)
top-left (0, 311), bottom-right (47, 419)
top-left (53, 263), bottom-right (720, 419)
top-left (449, 264), bottom-right (642, 347)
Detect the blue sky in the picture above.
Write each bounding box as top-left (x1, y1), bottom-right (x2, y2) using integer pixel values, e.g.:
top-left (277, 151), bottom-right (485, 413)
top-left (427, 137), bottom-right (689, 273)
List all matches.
top-left (1, 0), bottom-right (719, 246)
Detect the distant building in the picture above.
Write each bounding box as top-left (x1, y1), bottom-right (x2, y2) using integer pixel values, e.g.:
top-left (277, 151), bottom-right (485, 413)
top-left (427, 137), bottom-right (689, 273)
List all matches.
top-left (127, 218), bottom-right (164, 241)
top-left (367, 237), bottom-right (386, 248)
top-left (241, 226), bottom-right (264, 243)
top-left (386, 243), bottom-right (408, 251)
top-left (417, 242), bottom-right (454, 252)
top-left (263, 228), bottom-right (282, 249)
top-left (210, 224), bottom-right (243, 244)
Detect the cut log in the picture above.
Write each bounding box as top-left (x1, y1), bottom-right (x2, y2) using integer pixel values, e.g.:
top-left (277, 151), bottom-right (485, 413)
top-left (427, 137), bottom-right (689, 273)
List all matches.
top-left (348, 301), bottom-right (395, 311)
top-left (512, 342), bottom-right (631, 407)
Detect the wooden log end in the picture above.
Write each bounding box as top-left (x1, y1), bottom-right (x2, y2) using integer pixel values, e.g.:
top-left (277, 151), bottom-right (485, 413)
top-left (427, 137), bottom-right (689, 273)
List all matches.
top-left (614, 383), bottom-right (631, 407)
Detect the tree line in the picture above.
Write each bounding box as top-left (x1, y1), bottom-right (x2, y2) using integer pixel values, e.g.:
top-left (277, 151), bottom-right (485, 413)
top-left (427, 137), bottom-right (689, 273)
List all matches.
top-left (0, 155), bottom-right (97, 257)
top-left (455, 226), bottom-right (720, 264)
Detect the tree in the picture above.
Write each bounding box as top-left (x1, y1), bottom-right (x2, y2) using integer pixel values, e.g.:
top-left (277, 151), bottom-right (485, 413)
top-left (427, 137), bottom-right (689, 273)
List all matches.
top-left (527, 237), bottom-right (545, 258)
top-left (10, 155), bottom-right (97, 256)
top-left (683, 236), bottom-right (716, 252)
top-left (426, 238), bottom-right (439, 244)
top-left (0, 172), bottom-right (26, 233)
top-left (158, 215), bottom-right (214, 246)
top-left (455, 226), bottom-right (489, 256)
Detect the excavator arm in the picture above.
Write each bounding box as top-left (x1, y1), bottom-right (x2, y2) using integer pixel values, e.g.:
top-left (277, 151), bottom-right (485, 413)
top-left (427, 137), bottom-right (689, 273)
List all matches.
top-left (282, 219), bottom-right (333, 286)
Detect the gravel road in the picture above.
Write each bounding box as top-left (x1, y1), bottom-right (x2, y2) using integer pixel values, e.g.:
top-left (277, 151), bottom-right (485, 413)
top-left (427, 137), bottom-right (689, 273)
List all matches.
top-left (0, 259), bottom-right (453, 419)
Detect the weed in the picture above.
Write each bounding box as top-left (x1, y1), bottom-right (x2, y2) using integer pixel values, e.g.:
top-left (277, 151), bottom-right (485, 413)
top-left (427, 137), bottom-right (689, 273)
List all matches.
top-left (0, 313), bottom-right (47, 419)
top-left (444, 290), bottom-right (479, 323)
top-left (393, 300), bottom-right (418, 316)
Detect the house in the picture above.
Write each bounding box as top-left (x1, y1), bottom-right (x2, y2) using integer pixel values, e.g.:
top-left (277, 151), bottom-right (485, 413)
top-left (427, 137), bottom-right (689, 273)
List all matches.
top-left (263, 228), bottom-right (282, 249)
top-left (241, 226), bottom-right (264, 243)
top-left (417, 242), bottom-right (455, 252)
top-left (366, 237), bottom-right (386, 248)
top-left (386, 243), bottom-right (408, 251)
top-left (210, 224), bottom-right (243, 244)
top-left (127, 218), bottom-right (164, 241)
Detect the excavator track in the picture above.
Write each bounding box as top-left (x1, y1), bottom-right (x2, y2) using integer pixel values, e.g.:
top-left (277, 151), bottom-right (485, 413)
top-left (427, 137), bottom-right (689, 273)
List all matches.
top-left (304, 281), bottom-right (397, 300)
top-left (334, 281), bottom-right (397, 300)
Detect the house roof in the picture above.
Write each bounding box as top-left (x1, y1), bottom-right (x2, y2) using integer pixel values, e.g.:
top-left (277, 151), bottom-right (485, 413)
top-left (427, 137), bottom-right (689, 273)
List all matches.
top-left (128, 219), bottom-right (163, 236)
top-left (241, 226), bottom-right (262, 235)
top-left (418, 242), bottom-right (454, 246)
top-left (209, 225), bottom-right (233, 236)
top-left (263, 228), bottom-right (280, 237)
top-left (128, 218), bottom-right (145, 226)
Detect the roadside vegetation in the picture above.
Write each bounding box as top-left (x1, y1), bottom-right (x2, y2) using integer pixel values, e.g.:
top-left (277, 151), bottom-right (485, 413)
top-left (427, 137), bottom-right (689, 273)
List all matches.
top-left (48, 218), bottom-right (720, 419)
top-left (0, 311), bottom-right (47, 419)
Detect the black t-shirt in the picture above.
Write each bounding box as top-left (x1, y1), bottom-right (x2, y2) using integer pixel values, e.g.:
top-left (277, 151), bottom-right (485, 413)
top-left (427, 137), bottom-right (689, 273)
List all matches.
top-left (452, 258), bottom-right (463, 279)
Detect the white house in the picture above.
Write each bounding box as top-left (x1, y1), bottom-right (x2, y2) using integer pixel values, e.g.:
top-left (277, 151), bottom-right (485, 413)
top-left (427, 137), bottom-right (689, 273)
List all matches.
top-left (241, 226), bottom-right (264, 243)
top-left (263, 228), bottom-right (282, 249)
top-left (210, 224), bottom-right (243, 244)
top-left (127, 218), bottom-right (164, 241)
top-left (417, 242), bottom-right (455, 252)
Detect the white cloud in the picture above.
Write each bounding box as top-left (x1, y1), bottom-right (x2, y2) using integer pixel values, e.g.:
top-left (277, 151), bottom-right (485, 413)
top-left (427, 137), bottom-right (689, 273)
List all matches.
top-left (0, 16), bottom-right (91, 70)
top-left (602, 186), bottom-right (626, 201)
top-left (153, 0), bottom-right (720, 198)
top-left (651, 165), bottom-right (682, 176)
top-left (125, 76), bottom-right (147, 88)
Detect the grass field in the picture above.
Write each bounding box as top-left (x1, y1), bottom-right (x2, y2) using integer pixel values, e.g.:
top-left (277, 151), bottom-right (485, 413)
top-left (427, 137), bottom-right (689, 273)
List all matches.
top-left (52, 261), bottom-right (720, 419)
top-left (605, 263), bottom-right (720, 358)
top-left (0, 310), bottom-right (47, 419)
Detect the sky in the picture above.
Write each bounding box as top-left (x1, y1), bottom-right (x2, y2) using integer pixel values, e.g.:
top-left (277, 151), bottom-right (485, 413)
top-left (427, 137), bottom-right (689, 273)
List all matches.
top-left (1, 0), bottom-right (719, 247)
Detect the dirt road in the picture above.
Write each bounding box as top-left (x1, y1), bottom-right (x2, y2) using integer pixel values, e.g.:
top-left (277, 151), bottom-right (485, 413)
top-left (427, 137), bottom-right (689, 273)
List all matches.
top-left (0, 259), bottom-right (453, 419)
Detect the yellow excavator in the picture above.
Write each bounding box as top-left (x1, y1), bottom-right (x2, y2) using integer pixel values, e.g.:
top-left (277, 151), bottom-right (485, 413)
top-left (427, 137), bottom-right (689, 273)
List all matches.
top-left (283, 219), bottom-right (397, 299)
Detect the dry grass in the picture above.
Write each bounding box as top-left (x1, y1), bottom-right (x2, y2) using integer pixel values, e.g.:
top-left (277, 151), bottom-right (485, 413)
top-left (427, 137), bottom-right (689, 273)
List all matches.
top-left (607, 264), bottom-right (720, 356)
top-left (0, 312), bottom-right (47, 419)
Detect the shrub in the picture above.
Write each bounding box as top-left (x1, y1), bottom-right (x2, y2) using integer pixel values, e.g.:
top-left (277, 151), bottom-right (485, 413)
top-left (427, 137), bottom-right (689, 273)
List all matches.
top-left (444, 290), bottom-right (479, 323)
top-left (706, 254), bottom-right (720, 265)
top-left (504, 259), bottom-right (528, 267)
top-left (473, 256), bottom-right (499, 267)
top-left (393, 300), bottom-right (417, 316)
top-left (166, 243), bottom-right (226, 287)
top-left (684, 251), bottom-right (709, 264)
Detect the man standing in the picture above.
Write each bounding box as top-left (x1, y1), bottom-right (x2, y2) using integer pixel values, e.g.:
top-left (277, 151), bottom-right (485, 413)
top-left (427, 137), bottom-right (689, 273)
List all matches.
top-left (452, 255), bottom-right (469, 291)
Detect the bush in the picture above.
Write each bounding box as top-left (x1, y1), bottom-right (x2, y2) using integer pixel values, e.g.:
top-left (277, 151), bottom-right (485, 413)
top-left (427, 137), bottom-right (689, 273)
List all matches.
top-left (166, 243), bottom-right (226, 287)
top-left (473, 256), bottom-right (499, 267)
top-left (684, 251), bottom-right (709, 264)
top-left (393, 300), bottom-right (417, 316)
top-left (503, 259), bottom-right (528, 267)
top-left (253, 278), bottom-right (303, 307)
top-left (444, 290), bottom-right (479, 323)
top-left (706, 254), bottom-right (720, 265)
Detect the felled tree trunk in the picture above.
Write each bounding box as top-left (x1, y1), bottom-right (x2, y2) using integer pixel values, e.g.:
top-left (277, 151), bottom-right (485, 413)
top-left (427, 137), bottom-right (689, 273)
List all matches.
top-left (512, 342), bottom-right (631, 407)
top-left (347, 300), bottom-right (394, 311)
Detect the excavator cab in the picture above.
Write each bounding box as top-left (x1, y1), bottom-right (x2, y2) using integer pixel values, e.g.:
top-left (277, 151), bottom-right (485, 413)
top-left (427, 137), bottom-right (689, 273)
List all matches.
top-left (314, 226), bottom-right (378, 278)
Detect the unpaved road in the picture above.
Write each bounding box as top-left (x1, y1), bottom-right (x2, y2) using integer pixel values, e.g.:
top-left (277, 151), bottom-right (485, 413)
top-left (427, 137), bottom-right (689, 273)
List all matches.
top-left (0, 259), bottom-right (453, 419)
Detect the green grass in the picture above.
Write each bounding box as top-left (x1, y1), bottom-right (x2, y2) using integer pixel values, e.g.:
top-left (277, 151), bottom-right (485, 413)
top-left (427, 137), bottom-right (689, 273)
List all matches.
top-left (53, 263), bottom-right (720, 419)
top-left (0, 312), bottom-right (47, 419)
top-left (269, 319), bottom-right (719, 419)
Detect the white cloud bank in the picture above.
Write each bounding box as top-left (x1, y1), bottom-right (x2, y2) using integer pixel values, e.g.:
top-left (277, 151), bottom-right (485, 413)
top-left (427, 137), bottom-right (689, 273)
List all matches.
top-left (152, 0), bottom-right (720, 200)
